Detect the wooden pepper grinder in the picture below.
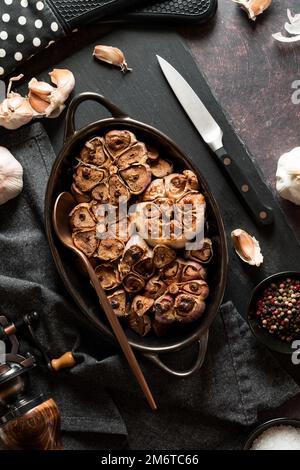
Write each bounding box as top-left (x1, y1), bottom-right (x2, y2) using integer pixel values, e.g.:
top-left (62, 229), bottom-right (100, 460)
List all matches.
top-left (0, 314), bottom-right (72, 450)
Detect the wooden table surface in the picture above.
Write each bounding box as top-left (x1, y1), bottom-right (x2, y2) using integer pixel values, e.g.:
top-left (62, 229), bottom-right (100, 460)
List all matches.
top-left (183, 0), bottom-right (300, 240)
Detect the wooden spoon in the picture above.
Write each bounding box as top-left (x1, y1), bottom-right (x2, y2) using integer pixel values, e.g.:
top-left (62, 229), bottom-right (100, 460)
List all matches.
top-left (53, 192), bottom-right (157, 411)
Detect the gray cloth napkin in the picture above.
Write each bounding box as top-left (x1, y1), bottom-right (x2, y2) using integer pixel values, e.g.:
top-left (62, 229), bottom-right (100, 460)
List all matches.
top-left (0, 122), bottom-right (299, 450)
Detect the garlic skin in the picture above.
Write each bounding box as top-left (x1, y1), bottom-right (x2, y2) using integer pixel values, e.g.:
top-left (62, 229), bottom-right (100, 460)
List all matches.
top-left (93, 45), bottom-right (132, 73)
top-left (276, 147), bottom-right (300, 206)
top-left (231, 229), bottom-right (263, 267)
top-left (28, 69), bottom-right (75, 118)
top-left (232, 0), bottom-right (272, 21)
top-left (0, 146), bottom-right (23, 205)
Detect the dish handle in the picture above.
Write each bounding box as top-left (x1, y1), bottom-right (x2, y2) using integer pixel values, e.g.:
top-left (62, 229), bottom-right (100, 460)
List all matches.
top-left (142, 329), bottom-right (209, 378)
top-left (64, 92), bottom-right (129, 142)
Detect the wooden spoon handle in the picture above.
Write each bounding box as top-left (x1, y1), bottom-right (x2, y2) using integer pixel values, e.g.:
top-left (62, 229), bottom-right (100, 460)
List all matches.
top-left (82, 254), bottom-right (157, 411)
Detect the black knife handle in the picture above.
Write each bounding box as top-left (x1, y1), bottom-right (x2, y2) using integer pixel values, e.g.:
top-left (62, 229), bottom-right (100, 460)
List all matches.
top-left (215, 147), bottom-right (274, 226)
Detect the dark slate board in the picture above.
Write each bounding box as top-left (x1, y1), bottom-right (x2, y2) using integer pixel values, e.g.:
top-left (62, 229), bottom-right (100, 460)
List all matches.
top-left (19, 28), bottom-right (300, 377)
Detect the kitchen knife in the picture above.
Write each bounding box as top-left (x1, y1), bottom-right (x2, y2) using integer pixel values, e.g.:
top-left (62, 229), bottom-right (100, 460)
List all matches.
top-left (157, 55), bottom-right (274, 226)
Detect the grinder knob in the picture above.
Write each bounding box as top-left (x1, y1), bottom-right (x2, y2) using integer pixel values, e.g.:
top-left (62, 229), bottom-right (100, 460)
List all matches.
top-left (51, 352), bottom-right (76, 371)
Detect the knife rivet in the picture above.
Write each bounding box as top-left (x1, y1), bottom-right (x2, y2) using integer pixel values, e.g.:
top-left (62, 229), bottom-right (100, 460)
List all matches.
top-left (241, 184), bottom-right (249, 193)
top-left (223, 157), bottom-right (232, 166)
top-left (259, 211), bottom-right (268, 220)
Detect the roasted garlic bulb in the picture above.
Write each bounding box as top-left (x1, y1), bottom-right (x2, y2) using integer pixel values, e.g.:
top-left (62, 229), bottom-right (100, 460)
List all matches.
top-left (70, 130), bottom-right (213, 337)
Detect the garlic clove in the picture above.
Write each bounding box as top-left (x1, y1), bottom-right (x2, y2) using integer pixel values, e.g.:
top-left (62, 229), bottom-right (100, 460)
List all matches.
top-left (72, 229), bottom-right (98, 257)
top-left (95, 238), bottom-right (125, 262)
top-left (107, 289), bottom-right (128, 317)
top-left (0, 95), bottom-right (33, 130)
top-left (142, 178), bottom-right (166, 201)
top-left (28, 78), bottom-right (54, 98)
top-left (276, 147), bottom-right (300, 205)
top-left (28, 92), bottom-right (49, 114)
top-left (123, 272), bottom-right (145, 293)
top-left (117, 142), bottom-right (148, 170)
top-left (120, 164), bottom-right (152, 195)
top-left (131, 295), bottom-right (154, 317)
top-left (144, 275), bottom-right (167, 299)
top-left (105, 130), bottom-right (136, 157)
top-left (153, 244), bottom-right (177, 269)
top-left (232, 0), bottom-right (272, 21)
top-left (95, 263), bottom-right (121, 291)
top-left (69, 203), bottom-right (96, 231)
top-left (128, 311), bottom-right (151, 336)
top-left (0, 146), bottom-right (23, 205)
top-left (174, 294), bottom-right (206, 323)
top-left (185, 238), bottom-right (213, 264)
top-left (93, 45), bottom-right (132, 73)
top-left (231, 229), bottom-right (263, 266)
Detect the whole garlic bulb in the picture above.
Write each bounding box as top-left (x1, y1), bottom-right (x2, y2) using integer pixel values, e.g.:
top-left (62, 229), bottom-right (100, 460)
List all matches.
top-left (0, 146), bottom-right (23, 205)
top-left (276, 147), bottom-right (300, 206)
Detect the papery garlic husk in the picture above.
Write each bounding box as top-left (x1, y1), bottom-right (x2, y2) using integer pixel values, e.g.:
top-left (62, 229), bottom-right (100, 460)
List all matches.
top-left (128, 311), bottom-right (151, 336)
top-left (91, 182), bottom-right (110, 203)
top-left (105, 130), bottom-right (136, 157)
top-left (148, 158), bottom-right (173, 178)
top-left (71, 183), bottom-right (91, 204)
top-left (231, 229), bottom-right (263, 266)
top-left (95, 263), bottom-right (121, 290)
top-left (153, 244), bottom-right (177, 269)
top-left (181, 260), bottom-right (207, 282)
top-left (69, 203), bottom-right (96, 231)
top-left (94, 45), bottom-right (132, 73)
top-left (144, 276), bottom-right (167, 299)
top-left (232, 0), bottom-right (272, 21)
top-left (95, 238), bottom-right (125, 261)
top-left (185, 238), bottom-right (213, 264)
top-left (108, 174), bottom-right (131, 204)
top-left (276, 147), bottom-right (300, 206)
top-left (116, 142), bottom-right (148, 170)
top-left (79, 137), bottom-right (113, 168)
top-left (153, 294), bottom-right (176, 325)
top-left (73, 165), bottom-right (108, 193)
top-left (0, 146), bottom-right (23, 205)
top-left (142, 178), bottom-right (166, 201)
top-left (120, 164), bottom-right (152, 195)
top-left (0, 93), bottom-right (33, 130)
top-left (179, 280), bottom-right (209, 300)
top-left (174, 294), bottom-right (206, 323)
top-left (131, 295), bottom-right (154, 317)
top-left (122, 272), bottom-right (145, 293)
top-left (107, 289), bottom-right (128, 317)
top-left (72, 229), bottom-right (98, 257)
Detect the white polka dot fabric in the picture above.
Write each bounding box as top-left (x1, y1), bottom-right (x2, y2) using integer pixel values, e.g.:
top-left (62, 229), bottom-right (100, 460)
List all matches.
top-left (0, 0), bottom-right (65, 76)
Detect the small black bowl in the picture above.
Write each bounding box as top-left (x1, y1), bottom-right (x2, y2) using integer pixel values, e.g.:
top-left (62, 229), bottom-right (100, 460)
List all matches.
top-left (244, 417), bottom-right (300, 450)
top-left (247, 271), bottom-right (300, 355)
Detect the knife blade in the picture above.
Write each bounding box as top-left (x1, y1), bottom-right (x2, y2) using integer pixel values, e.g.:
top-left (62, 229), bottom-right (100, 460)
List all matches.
top-left (157, 55), bottom-right (273, 226)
